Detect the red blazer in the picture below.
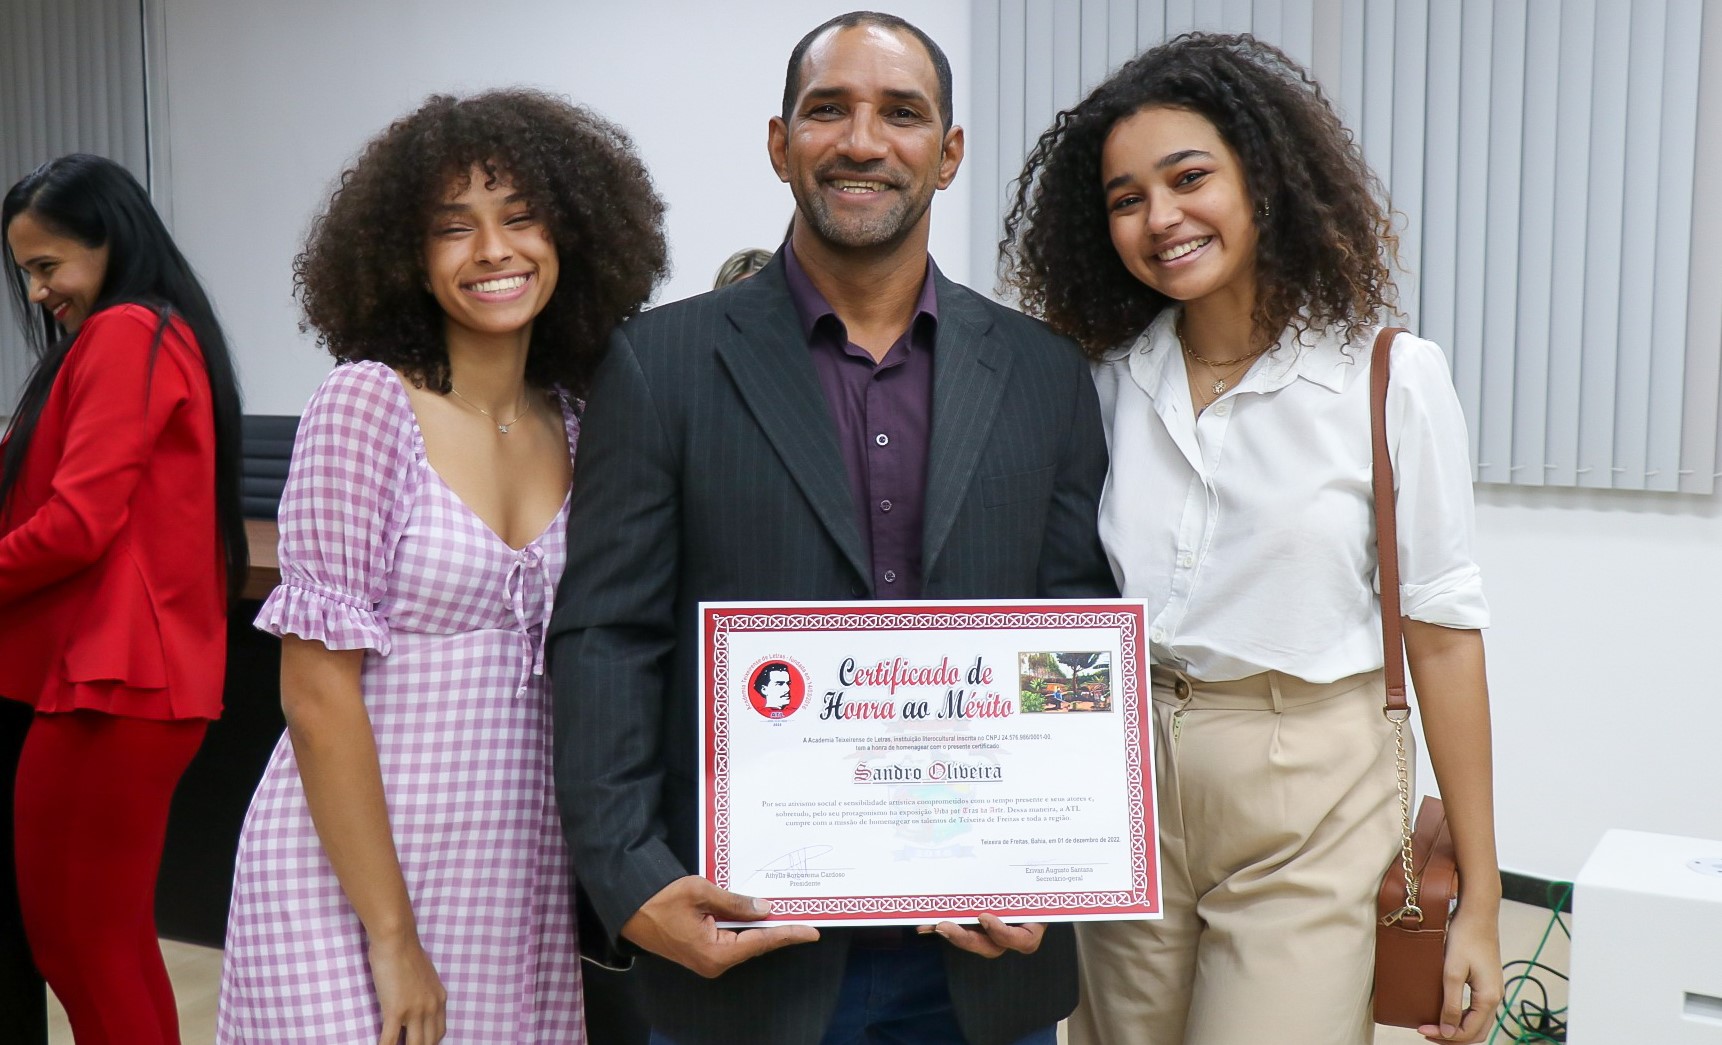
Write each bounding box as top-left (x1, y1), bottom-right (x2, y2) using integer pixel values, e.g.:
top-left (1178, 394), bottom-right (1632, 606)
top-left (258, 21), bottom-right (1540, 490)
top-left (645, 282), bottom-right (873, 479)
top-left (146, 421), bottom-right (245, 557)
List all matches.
top-left (0, 303), bottom-right (226, 720)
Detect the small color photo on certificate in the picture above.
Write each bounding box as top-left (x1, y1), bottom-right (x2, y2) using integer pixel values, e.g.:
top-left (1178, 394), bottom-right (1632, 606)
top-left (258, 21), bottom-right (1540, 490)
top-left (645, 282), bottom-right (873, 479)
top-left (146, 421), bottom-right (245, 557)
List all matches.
top-left (699, 600), bottom-right (1160, 927)
top-left (1018, 651), bottom-right (1113, 713)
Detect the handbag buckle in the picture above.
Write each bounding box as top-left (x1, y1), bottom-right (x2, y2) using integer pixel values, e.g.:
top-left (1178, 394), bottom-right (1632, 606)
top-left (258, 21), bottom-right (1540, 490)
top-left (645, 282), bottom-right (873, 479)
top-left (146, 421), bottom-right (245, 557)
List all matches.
top-left (1380, 902), bottom-right (1424, 927)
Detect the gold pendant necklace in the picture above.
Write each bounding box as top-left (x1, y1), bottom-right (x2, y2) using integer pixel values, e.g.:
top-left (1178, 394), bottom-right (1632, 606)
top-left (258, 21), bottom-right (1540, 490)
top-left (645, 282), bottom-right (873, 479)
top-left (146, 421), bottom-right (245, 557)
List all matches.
top-left (1177, 315), bottom-right (1266, 404)
top-left (1193, 356), bottom-right (1255, 398)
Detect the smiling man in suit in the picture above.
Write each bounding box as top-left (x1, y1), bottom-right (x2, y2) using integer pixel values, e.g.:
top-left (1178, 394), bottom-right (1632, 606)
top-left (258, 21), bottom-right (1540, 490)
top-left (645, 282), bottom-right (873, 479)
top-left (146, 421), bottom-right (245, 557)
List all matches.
top-left (549, 11), bottom-right (1114, 1044)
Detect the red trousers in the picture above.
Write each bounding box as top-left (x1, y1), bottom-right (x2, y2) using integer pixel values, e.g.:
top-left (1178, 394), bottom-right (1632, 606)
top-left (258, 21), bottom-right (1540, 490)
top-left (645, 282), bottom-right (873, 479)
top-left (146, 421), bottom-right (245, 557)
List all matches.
top-left (13, 710), bottom-right (205, 1045)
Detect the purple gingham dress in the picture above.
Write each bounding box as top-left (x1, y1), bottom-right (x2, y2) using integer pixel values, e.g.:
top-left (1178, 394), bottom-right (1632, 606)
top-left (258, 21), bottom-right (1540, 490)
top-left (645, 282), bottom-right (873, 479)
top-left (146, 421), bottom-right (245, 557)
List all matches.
top-left (217, 362), bottom-right (585, 1044)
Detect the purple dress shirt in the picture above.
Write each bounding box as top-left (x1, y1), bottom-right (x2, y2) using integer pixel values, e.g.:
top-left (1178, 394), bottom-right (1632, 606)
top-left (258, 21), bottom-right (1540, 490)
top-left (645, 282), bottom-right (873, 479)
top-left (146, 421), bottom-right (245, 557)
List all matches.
top-left (783, 244), bottom-right (937, 598)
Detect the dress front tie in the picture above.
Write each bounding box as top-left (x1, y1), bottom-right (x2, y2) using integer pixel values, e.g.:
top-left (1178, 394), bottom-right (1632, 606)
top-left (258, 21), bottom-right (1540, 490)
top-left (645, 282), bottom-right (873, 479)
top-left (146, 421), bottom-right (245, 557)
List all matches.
top-left (503, 543), bottom-right (554, 699)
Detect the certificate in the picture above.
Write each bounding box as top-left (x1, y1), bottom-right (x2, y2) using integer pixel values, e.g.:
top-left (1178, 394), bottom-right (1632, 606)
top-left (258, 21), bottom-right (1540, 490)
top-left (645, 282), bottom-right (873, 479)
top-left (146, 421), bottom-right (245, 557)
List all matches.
top-left (700, 600), bottom-right (1159, 926)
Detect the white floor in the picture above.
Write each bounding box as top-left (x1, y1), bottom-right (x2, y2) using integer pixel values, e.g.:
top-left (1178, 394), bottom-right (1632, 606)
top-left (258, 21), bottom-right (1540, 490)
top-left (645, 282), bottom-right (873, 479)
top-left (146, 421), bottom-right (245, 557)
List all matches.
top-left (48, 901), bottom-right (1569, 1044)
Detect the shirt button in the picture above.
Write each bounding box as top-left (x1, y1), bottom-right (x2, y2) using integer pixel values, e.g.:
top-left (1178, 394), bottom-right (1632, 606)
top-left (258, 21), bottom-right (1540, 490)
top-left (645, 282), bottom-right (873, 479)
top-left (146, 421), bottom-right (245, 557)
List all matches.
top-left (1212, 402), bottom-right (1231, 417)
top-left (880, 499), bottom-right (893, 512)
top-left (875, 433), bottom-right (890, 446)
top-left (1150, 627), bottom-right (1166, 643)
top-left (1177, 551), bottom-right (1194, 568)
top-left (883, 570), bottom-right (898, 583)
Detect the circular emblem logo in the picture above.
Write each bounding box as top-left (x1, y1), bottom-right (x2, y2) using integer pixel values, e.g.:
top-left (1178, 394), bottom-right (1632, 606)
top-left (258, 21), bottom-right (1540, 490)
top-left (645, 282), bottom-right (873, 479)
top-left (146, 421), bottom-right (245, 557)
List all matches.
top-left (746, 658), bottom-right (807, 720)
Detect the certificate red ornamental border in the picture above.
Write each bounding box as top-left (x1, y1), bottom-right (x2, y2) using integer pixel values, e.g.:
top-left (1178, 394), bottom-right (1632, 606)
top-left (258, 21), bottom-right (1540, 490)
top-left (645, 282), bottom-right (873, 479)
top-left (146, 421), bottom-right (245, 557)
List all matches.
top-left (701, 601), bottom-right (1158, 923)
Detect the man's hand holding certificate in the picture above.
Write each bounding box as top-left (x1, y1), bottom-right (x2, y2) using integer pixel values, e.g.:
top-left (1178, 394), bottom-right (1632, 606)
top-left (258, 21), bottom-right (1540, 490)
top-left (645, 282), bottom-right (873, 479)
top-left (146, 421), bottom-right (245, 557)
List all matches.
top-left (701, 600), bottom-right (1161, 927)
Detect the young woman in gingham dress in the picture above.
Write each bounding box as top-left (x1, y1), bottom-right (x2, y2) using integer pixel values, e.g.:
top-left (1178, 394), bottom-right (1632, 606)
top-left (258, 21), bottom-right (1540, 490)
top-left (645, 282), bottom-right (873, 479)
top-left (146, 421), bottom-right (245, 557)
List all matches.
top-left (217, 90), bottom-right (666, 1045)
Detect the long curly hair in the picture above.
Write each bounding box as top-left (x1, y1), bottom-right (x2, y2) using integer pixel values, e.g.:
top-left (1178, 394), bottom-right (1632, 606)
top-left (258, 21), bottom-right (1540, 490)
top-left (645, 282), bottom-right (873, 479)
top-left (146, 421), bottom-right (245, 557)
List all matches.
top-left (296, 88), bottom-right (668, 396)
top-left (1001, 33), bottom-right (1396, 356)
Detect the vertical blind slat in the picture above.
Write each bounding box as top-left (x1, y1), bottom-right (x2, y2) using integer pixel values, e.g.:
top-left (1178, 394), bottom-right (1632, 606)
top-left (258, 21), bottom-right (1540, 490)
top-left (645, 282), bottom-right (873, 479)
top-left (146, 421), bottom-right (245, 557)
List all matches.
top-left (1360, 1), bottom-right (1396, 189)
top-left (1542, 0), bottom-right (1596, 489)
top-left (115, 0), bottom-right (129, 158)
top-left (1452, 0), bottom-right (1493, 473)
top-left (1220, 0), bottom-right (1255, 33)
top-left (1078, 0), bottom-right (1109, 93)
top-left (1308, 0), bottom-right (1343, 89)
top-left (1577, 0), bottom-right (1632, 487)
top-left (4, 4), bottom-right (22, 181)
top-left (1419, 0), bottom-right (1463, 400)
top-left (101, 0), bottom-right (116, 159)
top-left (1645, 0), bottom-right (1704, 492)
top-left (1508, 0), bottom-right (1560, 486)
top-left (1049, 0), bottom-right (1082, 124)
top-left (66, 0), bottom-right (83, 158)
top-left (1107, 0), bottom-right (1138, 70)
top-left (1024, 0), bottom-right (1056, 166)
top-left (970, 0), bottom-right (1002, 288)
top-left (0, 4), bottom-right (22, 402)
top-left (1682, 0), bottom-right (1722, 494)
top-left (1164, 0), bottom-right (1199, 37)
top-left (1337, 0), bottom-right (1365, 128)
top-left (1136, 0), bottom-right (1167, 50)
top-left (998, 0), bottom-right (1028, 276)
top-left (27, 1), bottom-right (44, 164)
top-left (1610, 0), bottom-right (1668, 490)
top-left (1476, 0), bottom-right (1527, 484)
top-left (1251, 0), bottom-right (1282, 53)
top-left (77, 0), bottom-right (92, 155)
top-left (1388, 0), bottom-right (1426, 330)
top-left (1275, 0), bottom-right (1316, 70)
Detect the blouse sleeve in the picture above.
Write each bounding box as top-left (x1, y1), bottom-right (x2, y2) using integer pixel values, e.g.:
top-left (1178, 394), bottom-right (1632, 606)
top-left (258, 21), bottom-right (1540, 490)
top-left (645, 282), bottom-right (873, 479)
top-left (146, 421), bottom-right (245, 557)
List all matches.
top-left (0, 305), bottom-right (192, 601)
top-left (255, 363), bottom-right (416, 653)
top-left (1386, 334), bottom-right (1491, 630)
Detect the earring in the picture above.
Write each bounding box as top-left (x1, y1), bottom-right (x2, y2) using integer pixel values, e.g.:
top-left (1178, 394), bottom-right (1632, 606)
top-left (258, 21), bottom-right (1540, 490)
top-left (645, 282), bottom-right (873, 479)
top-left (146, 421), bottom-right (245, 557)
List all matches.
top-left (1257, 200), bottom-right (1272, 219)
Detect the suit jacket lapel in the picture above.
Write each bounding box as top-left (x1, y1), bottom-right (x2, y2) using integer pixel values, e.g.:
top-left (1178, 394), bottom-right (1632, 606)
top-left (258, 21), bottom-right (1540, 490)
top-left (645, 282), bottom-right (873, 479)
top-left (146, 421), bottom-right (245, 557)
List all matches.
top-left (924, 271), bottom-right (1009, 575)
top-left (716, 262), bottom-right (871, 587)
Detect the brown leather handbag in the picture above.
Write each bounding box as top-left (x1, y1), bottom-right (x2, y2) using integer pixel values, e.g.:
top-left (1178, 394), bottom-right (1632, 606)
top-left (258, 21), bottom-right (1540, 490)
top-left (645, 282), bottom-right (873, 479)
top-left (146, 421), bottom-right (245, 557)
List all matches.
top-left (1367, 326), bottom-right (1463, 1029)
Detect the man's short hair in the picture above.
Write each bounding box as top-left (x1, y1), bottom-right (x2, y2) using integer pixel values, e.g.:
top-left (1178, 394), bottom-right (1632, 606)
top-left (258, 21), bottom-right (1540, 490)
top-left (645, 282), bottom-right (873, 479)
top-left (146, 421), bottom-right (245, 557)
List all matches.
top-left (781, 11), bottom-right (954, 131)
top-left (752, 663), bottom-right (793, 697)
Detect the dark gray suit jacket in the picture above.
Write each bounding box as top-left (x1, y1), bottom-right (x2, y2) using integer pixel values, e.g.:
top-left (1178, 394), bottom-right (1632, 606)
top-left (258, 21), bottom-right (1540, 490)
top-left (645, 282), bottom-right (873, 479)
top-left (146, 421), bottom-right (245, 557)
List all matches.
top-left (549, 256), bottom-right (1115, 1045)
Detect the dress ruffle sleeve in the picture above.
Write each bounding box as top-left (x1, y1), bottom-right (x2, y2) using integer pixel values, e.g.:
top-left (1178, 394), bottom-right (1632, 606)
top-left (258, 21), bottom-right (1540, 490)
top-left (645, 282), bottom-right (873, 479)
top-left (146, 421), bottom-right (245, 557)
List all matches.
top-left (256, 362), bottom-right (417, 653)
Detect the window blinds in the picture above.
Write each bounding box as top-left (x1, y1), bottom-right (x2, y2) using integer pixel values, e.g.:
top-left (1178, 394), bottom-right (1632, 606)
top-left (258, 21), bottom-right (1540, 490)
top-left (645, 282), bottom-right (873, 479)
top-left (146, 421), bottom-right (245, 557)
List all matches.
top-left (0, 0), bottom-right (150, 411)
top-left (973, 0), bottom-right (1721, 492)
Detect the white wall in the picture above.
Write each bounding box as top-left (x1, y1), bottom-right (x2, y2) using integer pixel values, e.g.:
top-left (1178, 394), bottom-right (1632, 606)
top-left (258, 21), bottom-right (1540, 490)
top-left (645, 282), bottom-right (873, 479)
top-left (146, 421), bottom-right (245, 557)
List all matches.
top-left (152, 0), bottom-right (1722, 884)
top-left (1474, 486), bottom-right (1722, 879)
top-left (154, 0), bottom-right (972, 415)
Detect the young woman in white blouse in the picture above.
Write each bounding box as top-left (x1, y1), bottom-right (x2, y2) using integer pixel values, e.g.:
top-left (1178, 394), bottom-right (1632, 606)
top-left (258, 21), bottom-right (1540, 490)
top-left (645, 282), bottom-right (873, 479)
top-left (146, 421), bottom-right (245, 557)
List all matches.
top-left (1003, 34), bottom-right (1502, 1045)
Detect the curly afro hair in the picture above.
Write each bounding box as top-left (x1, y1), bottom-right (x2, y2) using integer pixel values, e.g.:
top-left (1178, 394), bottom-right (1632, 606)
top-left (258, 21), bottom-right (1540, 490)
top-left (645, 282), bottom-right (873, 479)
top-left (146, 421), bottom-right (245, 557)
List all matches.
top-left (1001, 33), bottom-right (1397, 357)
top-left (296, 88), bottom-right (668, 396)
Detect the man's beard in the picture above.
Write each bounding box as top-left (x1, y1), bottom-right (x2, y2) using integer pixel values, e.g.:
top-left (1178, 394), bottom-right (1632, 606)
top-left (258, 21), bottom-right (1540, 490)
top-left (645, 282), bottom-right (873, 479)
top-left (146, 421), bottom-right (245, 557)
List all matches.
top-left (794, 165), bottom-right (930, 249)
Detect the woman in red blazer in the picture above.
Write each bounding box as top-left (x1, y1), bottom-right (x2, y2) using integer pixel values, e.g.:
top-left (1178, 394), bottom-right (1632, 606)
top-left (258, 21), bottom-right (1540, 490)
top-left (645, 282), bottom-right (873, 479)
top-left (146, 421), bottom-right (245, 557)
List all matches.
top-left (0, 154), bottom-right (246, 1045)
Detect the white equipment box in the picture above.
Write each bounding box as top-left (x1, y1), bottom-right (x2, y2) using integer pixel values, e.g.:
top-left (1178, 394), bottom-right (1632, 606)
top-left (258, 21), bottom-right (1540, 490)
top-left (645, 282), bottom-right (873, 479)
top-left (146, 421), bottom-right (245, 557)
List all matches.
top-left (1569, 829), bottom-right (1722, 1043)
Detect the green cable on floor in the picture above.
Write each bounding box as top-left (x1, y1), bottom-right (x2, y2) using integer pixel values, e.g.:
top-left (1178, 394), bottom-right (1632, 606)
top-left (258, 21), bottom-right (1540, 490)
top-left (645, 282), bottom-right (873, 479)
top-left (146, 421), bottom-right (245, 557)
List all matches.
top-left (1486, 881), bottom-right (1573, 1044)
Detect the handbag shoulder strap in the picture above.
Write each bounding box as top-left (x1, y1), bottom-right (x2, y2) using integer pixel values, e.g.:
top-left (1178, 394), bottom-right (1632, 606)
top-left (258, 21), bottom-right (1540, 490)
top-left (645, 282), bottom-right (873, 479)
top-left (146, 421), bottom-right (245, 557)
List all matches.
top-left (1371, 326), bottom-right (1410, 717)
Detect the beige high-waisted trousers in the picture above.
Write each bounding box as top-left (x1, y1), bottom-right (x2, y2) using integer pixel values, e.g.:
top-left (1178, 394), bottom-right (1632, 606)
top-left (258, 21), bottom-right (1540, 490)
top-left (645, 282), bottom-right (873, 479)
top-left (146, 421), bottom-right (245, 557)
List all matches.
top-left (1069, 667), bottom-right (1404, 1045)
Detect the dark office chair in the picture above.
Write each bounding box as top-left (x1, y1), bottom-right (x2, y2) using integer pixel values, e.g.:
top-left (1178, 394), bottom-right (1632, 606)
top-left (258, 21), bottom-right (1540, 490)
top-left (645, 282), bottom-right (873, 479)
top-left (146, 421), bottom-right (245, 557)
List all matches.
top-left (241, 414), bottom-right (299, 519)
top-left (155, 413), bottom-right (300, 945)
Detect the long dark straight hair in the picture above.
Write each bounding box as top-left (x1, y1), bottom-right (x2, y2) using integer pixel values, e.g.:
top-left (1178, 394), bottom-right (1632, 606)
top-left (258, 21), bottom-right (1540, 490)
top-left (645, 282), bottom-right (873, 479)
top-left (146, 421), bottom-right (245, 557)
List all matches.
top-left (2, 154), bottom-right (247, 603)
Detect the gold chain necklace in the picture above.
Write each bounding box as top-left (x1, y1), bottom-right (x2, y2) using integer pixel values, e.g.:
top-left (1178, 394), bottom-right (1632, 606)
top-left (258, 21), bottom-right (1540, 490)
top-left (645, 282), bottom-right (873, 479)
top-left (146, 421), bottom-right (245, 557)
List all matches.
top-left (449, 386), bottom-right (530, 434)
top-left (1176, 316), bottom-right (1269, 398)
